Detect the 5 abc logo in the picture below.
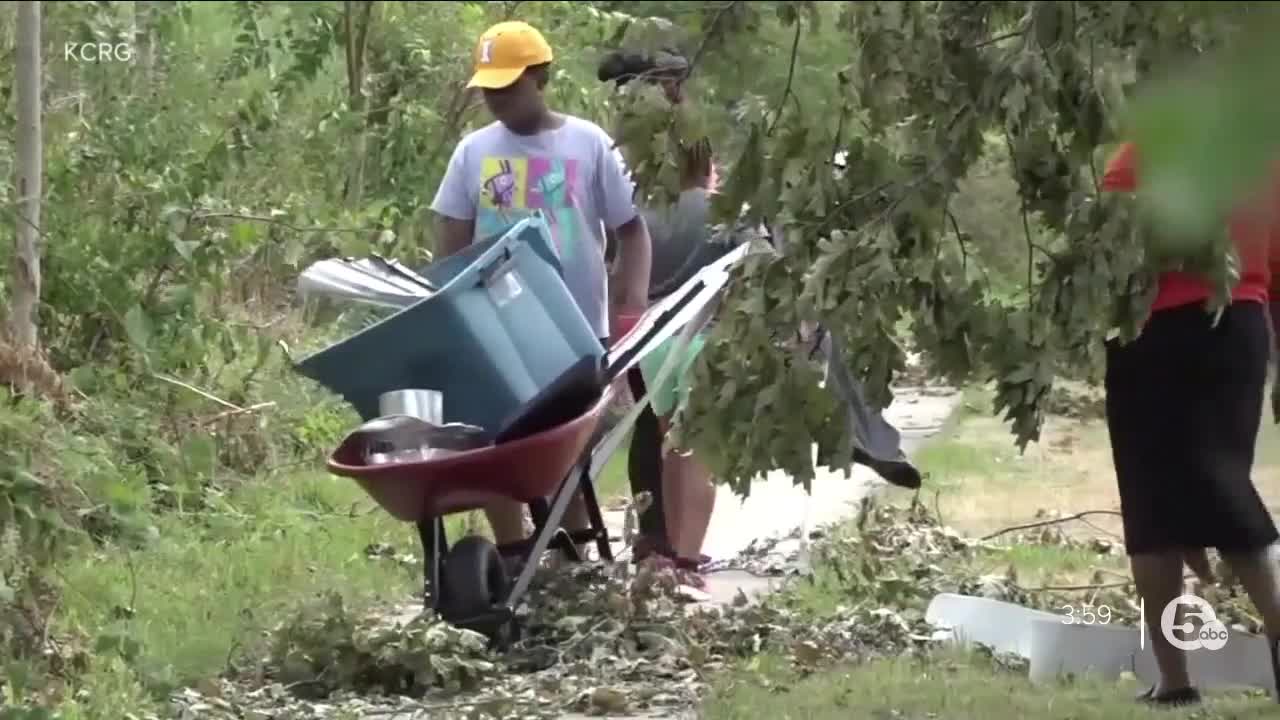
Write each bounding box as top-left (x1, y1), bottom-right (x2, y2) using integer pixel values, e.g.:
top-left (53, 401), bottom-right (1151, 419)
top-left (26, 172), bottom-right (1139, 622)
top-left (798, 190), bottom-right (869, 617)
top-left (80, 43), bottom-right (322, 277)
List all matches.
top-left (1160, 594), bottom-right (1229, 651)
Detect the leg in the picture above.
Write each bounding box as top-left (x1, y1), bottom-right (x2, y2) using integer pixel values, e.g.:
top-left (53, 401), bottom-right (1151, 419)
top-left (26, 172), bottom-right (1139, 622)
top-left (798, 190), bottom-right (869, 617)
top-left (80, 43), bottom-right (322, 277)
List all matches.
top-left (665, 448), bottom-right (716, 561)
top-left (560, 491), bottom-right (591, 559)
top-left (656, 415), bottom-right (682, 551)
top-left (654, 406), bottom-right (717, 580)
top-left (627, 368), bottom-right (670, 557)
top-left (1221, 543), bottom-right (1280, 642)
top-left (1103, 316), bottom-right (1199, 702)
top-left (1224, 544), bottom-right (1280, 700)
top-left (635, 333), bottom-right (709, 563)
top-left (1206, 303), bottom-right (1280, 698)
top-left (1141, 302), bottom-right (1280, 701)
top-left (1130, 551), bottom-right (1194, 693)
top-left (484, 500), bottom-right (528, 546)
top-left (1183, 547), bottom-right (1216, 584)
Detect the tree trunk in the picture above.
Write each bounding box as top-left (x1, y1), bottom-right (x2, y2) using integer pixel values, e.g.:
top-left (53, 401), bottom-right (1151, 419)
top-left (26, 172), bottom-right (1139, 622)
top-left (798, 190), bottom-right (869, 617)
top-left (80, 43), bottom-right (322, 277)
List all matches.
top-left (343, 1), bottom-right (375, 207)
top-left (361, 30), bottom-right (398, 198)
top-left (135, 0), bottom-right (156, 88)
top-left (10, 0), bottom-right (43, 350)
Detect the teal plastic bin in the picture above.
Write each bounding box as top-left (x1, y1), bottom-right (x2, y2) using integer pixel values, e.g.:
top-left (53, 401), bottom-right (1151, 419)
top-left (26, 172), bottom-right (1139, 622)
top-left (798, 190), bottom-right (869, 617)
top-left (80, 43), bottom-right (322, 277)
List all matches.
top-left (295, 216), bottom-right (607, 439)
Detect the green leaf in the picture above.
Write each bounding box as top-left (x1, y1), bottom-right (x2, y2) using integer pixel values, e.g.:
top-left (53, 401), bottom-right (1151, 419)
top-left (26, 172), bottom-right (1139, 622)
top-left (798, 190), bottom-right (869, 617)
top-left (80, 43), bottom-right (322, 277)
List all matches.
top-left (68, 366), bottom-right (97, 393)
top-left (181, 434), bottom-right (218, 480)
top-left (123, 306), bottom-right (152, 353)
top-left (230, 222), bottom-right (259, 251)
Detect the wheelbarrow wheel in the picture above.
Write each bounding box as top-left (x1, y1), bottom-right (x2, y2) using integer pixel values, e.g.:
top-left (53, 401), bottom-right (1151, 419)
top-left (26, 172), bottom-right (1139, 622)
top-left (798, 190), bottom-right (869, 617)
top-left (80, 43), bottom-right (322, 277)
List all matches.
top-left (440, 535), bottom-right (510, 625)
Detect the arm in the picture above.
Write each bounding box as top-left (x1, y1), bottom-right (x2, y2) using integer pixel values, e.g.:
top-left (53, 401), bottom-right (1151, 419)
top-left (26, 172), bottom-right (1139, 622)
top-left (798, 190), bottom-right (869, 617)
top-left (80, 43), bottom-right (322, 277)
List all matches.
top-left (661, 138), bottom-right (714, 244)
top-left (598, 136), bottom-right (652, 314)
top-left (611, 214), bottom-right (653, 311)
top-left (429, 141), bottom-right (476, 258)
top-left (645, 139), bottom-right (716, 244)
top-left (437, 216), bottom-right (475, 258)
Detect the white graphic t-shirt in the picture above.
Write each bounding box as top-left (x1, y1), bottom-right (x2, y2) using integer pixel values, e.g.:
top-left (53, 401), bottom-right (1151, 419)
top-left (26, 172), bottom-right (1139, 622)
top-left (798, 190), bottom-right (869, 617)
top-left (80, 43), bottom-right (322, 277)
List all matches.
top-left (430, 116), bottom-right (639, 339)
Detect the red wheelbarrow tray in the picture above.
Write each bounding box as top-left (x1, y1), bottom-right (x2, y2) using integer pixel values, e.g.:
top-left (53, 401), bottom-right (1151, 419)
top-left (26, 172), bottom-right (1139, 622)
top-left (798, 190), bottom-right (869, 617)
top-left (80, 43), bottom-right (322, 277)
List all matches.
top-left (327, 386), bottom-right (615, 522)
top-left (324, 241), bottom-right (745, 524)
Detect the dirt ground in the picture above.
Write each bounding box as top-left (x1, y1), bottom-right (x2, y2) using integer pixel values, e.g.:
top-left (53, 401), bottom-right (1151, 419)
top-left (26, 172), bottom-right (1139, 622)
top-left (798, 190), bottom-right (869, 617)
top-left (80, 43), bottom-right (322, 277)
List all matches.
top-left (914, 384), bottom-right (1280, 543)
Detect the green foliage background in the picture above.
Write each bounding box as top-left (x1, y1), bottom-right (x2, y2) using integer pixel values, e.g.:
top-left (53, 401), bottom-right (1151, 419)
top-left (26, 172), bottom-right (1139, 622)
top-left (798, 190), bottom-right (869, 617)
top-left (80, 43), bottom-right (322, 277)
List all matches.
top-left (1, 0), bottom-right (1278, 714)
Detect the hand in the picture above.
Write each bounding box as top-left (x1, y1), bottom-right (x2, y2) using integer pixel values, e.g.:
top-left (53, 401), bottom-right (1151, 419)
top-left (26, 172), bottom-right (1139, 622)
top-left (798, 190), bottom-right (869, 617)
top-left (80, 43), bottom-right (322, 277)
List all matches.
top-left (610, 304), bottom-right (647, 347)
top-left (679, 138), bottom-right (713, 191)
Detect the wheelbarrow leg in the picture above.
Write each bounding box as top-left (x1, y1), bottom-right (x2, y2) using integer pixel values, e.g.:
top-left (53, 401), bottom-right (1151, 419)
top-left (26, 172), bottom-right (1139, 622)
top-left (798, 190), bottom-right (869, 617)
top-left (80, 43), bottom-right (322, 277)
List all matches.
top-left (504, 453), bottom-right (592, 610)
top-left (416, 516), bottom-right (448, 611)
top-left (577, 463), bottom-right (614, 562)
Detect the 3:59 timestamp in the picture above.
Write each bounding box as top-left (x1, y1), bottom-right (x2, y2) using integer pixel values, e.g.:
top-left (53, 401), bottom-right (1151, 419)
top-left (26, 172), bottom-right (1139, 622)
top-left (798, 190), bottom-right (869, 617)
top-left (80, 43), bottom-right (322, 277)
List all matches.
top-left (1059, 604), bottom-right (1116, 625)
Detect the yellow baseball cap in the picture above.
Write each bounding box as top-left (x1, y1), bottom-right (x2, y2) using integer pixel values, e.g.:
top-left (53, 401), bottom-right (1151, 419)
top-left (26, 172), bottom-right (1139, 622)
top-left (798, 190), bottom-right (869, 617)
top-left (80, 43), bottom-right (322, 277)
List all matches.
top-left (468, 21), bottom-right (554, 90)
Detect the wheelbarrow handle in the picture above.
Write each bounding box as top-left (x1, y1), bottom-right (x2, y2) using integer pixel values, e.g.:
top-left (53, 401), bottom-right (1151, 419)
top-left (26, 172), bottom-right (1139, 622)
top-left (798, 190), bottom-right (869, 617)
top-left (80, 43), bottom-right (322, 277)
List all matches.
top-left (476, 246), bottom-right (516, 288)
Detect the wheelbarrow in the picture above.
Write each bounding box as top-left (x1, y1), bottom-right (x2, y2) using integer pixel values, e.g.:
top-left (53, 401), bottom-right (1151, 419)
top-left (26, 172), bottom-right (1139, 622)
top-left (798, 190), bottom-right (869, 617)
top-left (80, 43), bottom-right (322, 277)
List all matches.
top-left (308, 224), bottom-right (751, 645)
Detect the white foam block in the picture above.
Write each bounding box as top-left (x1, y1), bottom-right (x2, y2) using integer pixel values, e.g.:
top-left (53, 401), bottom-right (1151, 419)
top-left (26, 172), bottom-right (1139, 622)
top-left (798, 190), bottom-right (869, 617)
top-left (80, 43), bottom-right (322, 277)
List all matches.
top-left (928, 593), bottom-right (1275, 694)
top-left (925, 593), bottom-right (1065, 658)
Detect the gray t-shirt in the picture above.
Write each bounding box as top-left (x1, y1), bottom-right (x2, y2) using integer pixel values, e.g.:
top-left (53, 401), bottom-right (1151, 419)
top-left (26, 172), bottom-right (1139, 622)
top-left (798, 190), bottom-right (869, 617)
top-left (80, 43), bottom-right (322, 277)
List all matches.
top-left (431, 116), bottom-right (639, 339)
top-left (641, 188), bottom-right (713, 297)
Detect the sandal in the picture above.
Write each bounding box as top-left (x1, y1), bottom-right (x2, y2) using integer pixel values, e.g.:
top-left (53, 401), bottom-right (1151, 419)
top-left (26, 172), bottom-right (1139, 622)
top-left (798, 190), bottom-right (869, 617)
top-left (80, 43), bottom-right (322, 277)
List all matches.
top-left (632, 535), bottom-right (674, 564)
top-left (673, 556), bottom-right (708, 591)
top-left (631, 536), bottom-right (712, 567)
top-left (1136, 686), bottom-right (1201, 708)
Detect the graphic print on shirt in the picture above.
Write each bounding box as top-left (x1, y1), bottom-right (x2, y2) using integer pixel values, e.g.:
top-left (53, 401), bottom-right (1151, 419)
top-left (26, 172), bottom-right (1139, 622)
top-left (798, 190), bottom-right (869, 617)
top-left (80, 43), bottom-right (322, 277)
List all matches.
top-left (477, 156), bottom-right (583, 261)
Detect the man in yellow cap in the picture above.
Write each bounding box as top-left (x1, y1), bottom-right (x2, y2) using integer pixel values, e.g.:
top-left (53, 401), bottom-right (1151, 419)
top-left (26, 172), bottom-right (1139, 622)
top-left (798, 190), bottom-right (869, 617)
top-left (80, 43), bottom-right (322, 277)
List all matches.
top-left (431, 21), bottom-right (653, 561)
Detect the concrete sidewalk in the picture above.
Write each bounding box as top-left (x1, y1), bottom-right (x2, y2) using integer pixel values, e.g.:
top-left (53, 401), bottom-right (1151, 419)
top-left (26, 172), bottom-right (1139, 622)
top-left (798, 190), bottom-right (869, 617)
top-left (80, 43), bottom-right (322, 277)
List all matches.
top-left (553, 385), bottom-right (959, 720)
top-left (601, 385), bottom-right (959, 607)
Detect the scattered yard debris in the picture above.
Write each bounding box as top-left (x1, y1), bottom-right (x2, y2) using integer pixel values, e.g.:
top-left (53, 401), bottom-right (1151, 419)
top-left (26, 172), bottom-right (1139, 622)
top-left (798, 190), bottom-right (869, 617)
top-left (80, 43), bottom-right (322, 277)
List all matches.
top-left (160, 498), bottom-right (1265, 719)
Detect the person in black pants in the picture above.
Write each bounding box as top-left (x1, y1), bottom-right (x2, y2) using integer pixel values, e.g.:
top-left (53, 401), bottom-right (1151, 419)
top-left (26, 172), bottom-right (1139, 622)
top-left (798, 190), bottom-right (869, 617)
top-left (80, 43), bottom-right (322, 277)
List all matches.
top-left (601, 48), bottom-right (721, 582)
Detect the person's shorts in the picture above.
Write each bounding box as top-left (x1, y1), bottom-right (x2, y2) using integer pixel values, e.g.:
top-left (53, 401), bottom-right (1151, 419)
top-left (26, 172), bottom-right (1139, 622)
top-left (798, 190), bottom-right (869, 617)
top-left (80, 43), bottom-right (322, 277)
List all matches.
top-left (638, 332), bottom-right (706, 418)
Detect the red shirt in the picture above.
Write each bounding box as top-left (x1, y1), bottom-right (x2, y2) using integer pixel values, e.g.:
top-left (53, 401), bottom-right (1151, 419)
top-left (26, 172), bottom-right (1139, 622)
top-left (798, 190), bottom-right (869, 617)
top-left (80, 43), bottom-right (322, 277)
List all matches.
top-left (1101, 142), bottom-right (1274, 312)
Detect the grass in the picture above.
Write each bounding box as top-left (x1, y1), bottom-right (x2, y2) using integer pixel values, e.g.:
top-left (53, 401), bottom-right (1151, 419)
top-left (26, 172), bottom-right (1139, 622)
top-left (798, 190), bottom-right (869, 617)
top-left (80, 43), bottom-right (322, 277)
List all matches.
top-left (702, 382), bottom-right (1280, 720)
top-left (54, 473), bottom-right (420, 694)
top-left (704, 649), bottom-right (1274, 720)
top-left (45, 444), bottom-right (633, 716)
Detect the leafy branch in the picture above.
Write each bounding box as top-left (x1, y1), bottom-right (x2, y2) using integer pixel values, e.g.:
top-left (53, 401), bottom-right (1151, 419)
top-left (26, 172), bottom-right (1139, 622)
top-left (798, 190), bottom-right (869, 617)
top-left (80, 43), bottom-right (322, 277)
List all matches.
top-left (766, 15), bottom-right (803, 136)
top-left (613, 0), bottom-right (1188, 493)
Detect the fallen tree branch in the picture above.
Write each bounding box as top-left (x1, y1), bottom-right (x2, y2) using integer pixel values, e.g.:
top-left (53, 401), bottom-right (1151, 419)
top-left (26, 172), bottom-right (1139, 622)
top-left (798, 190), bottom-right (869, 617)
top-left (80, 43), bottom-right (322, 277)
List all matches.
top-left (364, 696), bottom-right (535, 716)
top-left (1026, 573), bottom-right (1198, 593)
top-left (1026, 580), bottom-right (1132, 592)
top-left (981, 510), bottom-right (1123, 541)
top-left (202, 401), bottom-right (276, 426)
top-left (190, 211), bottom-right (378, 235)
top-left (152, 373), bottom-right (242, 411)
top-left (972, 29), bottom-right (1025, 49)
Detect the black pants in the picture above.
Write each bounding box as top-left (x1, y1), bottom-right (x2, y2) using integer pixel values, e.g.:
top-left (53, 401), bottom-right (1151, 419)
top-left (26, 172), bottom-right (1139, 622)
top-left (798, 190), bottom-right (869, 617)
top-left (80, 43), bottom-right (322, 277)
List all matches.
top-left (1105, 301), bottom-right (1280, 554)
top-left (626, 368), bottom-right (667, 544)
